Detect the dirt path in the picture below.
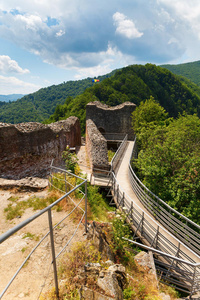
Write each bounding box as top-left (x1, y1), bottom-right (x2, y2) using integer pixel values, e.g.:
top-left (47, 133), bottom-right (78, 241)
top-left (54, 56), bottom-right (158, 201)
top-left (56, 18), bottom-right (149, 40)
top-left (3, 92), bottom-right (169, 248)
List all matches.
top-left (0, 188), bottom-right (85, 300)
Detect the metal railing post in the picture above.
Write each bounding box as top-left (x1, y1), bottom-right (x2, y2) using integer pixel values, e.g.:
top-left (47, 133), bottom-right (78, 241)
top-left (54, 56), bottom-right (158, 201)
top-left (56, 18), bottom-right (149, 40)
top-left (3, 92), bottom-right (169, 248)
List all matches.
top-left (65, 172), bottom-right (67, 192)
top-left (190, 265), bottom-right (197, 299)
top-left (122, 192), bottom-right (125, 207)
top-left (85, 180), bottom-right (88, 233)
top-left (48, 209), bottom-right (59, 299)
top-left (141, 212), bottom-right (144, 235)
top-left (155, 226), bottom-right (159, 248)
top-left (117, 185), bottom-right (119, 204)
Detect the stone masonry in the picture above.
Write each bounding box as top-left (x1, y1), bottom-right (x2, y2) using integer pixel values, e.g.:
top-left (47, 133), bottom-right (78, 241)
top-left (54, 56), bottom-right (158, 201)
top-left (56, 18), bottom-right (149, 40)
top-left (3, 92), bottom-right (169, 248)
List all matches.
top-left (86, 101), bottom-right (136, 172)
top-left (86, 101), bottom-right (136, 140)
top-left (86, 119), bottom-right (109, 172)
top-left (0, 116), bottom-right (81, 179)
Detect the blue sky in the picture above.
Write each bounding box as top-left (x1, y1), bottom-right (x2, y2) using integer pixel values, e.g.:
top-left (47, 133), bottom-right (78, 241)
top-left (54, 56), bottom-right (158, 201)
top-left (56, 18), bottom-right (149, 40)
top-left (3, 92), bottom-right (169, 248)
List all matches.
top-left (0, 0), bottom-right (200, 94)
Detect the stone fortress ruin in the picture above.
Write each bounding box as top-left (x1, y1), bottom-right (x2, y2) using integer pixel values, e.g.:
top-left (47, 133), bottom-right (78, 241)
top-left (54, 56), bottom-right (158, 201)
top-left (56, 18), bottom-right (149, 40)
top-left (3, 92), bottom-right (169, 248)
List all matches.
top-left (0, 116), bottom-right (81, 179)
top-left (0, 101), bottom-right (136, 180)
top-left (86, 101), bottom-right (136, 173)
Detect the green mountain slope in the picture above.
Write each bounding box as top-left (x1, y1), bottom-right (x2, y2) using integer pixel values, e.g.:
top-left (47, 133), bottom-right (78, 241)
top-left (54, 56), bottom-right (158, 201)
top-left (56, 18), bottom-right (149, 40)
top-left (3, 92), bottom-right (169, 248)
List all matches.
top-left (0, 71), bottom-right (116, 124)
top-left (46, 63), bottom-right (200, 133)
top-left (160, 60), bottom-right (200, 86)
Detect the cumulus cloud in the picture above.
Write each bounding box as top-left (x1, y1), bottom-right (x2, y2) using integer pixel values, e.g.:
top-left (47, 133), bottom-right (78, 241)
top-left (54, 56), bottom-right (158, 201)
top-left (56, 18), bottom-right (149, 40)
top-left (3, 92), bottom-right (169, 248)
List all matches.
top-left (0, 0), bottom-right (200, 76)
top-left (0, 75), bottom-right (41, 94)
top-left (113, 12), bottom-right (143, 39)
top-left (0, 55), bottom-right (30, 74)
top-left (56, 29), bottom-right (65, 37)
top-left (74, 44), bottom-right (134, 79)
top-left (158, 0), bottom-right (200, 40)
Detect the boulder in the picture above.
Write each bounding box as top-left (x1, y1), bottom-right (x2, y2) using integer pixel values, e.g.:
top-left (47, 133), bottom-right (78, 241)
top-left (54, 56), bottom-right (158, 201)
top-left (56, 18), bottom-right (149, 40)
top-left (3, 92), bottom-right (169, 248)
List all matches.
top-left (87, 221), bottom-right (114, 262)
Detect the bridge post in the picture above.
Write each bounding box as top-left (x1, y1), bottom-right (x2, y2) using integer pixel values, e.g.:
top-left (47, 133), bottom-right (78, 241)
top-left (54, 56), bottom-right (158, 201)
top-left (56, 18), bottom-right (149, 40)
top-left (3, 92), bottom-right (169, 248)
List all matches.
top-left (190, 265), bottom-right (197, 299)
top-left (141, 212), bottom-right (144, 235)
top-left (117, 185), bottom-right (119, 204)
top-left (175, 242), bottom-right (180, 268)
top-left (155, 226), bottom-right (159, 248)
top-left (85, 180), bottom-right (88, 233)
top-left (48, 209), bottom-right (59, 299)
top-left (122, 192), bottom-right (125, 207)
top-left (130, 201), bottom-right (133, 220)
top-left (65, 172), bottom-right (67, 192)
top-left (113, 176), bottom-right (116, 196)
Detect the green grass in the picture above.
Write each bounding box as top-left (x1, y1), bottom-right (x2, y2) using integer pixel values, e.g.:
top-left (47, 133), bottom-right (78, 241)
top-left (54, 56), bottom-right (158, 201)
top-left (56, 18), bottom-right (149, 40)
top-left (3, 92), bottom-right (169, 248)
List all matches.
top-left (8, 196), bottom-right (19, 202)
top-left (4, 191), bottom-right (63, 220)
top-left (108, 150), bottom-right (115, 163)
top-left (22, 232), bottom-right (40, 241)
top-left (87, 185), bottom-right (115, 221)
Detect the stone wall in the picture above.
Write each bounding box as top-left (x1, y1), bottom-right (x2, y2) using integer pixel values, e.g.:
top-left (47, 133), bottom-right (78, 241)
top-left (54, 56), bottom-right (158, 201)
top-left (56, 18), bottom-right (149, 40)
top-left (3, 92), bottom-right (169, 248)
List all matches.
top-left (0, 116), bottom-right (81, 179)
top-left (86, 101), bottom-right (136, 140)
top-left (86, 119), bottom-right (109, 172)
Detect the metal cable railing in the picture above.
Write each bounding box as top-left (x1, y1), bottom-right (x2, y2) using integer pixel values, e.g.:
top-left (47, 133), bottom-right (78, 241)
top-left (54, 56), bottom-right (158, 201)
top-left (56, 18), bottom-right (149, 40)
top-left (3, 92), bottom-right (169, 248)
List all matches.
top-left (0, 166), bottom-right (87, 299)
top-left (128, 139), bottom-right (200, 256)
top-left (110, 137), bottom-right (200, 296)
top-left (111, 134), bottom-right (128, 172)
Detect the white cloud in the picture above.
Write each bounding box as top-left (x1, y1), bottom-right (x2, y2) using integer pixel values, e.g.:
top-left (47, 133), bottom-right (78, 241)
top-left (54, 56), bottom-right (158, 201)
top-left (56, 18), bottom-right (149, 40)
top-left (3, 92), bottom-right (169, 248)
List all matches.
top-left (0, 55), bottom-right (30, 74)
top-left (74, 44), bottom-right (135, 79)
top-left (158, 0), bottom-right (200, 37)
top-left (113, 12), bottom-right (143, 39)
top-left (0, 75), bottom-right (41, 94)
top-left (0, 0), bottom-right (200, 78)
top-left (15, 14), bottom-right (43, 31)
top-left (56, 29), bottom-right (65, 37)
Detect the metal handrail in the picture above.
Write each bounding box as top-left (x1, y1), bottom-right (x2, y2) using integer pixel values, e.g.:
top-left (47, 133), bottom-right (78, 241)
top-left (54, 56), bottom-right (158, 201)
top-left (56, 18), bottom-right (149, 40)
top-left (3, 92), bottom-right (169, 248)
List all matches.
top-left (111, 171), bottom-right (200, 295)
top-left (111, 134), bottom-right (128, 171)
top-left (109, 137), bottom-right (200, 296)
top-left (102, 132), bottom-right (127, 141)
top-left (128, 139), bottom-right (200, 255)
top-left (0, 166), bottom-right (87, 299)
top-left (122, 238), bottom-right (200, 267)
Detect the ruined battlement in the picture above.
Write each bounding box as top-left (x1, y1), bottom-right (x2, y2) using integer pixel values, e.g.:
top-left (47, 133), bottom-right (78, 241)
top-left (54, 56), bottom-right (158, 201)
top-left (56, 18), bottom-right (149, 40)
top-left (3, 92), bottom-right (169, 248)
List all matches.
top-left (86, 119), bottom-right (109, 172)
top-left (0, 117), bottom-right (81, 179)
top-left (86, 101), bottom-right (136, 140)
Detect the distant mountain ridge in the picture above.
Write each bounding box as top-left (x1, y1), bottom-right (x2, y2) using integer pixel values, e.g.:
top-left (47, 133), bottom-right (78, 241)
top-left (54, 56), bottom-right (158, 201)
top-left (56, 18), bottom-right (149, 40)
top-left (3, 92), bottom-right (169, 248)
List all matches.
top-left (0, 71), bottom-right (116, 124)
top-left (47, 63), bottom-right (200, 134)
top-left (1, 62), bottom-right (200, 126)
top-left (0, 94), bottom-right (24, 103)
top-left (160, 60), bottom-right (200, 86)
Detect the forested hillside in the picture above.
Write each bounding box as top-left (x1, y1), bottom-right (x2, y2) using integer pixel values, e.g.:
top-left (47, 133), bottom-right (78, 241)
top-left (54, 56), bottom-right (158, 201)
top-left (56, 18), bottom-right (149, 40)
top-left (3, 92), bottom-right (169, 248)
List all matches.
top-left (0, 72), bottom-right (115, 123)
top-left (161, 60), bottom-right (200, 86)
top-left (1, 63), bottom-right (200, 127)
top-left (132, 98), bottom-right (200, 224)
top-left (46, 63), bottom-right (200, 133)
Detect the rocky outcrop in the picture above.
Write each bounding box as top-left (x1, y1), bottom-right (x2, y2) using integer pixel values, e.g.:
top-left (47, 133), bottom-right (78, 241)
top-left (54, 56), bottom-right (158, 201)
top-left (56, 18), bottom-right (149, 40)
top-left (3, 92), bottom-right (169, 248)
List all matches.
top-left (97, 264), bottom-right (126, 300)
top-left (0, 117), bottom-right (81, 179)
top-left (134, 251), bottom-right (157, 279)
top-left (0, 177), bottom-right (48, 191)
top-left (87, 221), bottom-right (114, 261)
top-left (86, 119), bottom-right (109, 172)
top-left (77, 221), bottom-right (127, 300)
top-left (79, 262), bottom-right (126, 300)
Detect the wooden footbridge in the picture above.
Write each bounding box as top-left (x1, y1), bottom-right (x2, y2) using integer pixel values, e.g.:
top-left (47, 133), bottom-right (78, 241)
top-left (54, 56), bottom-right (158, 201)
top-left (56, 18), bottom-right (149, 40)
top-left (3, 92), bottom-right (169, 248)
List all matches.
top-left (107, 135), bottom-right (200, 298)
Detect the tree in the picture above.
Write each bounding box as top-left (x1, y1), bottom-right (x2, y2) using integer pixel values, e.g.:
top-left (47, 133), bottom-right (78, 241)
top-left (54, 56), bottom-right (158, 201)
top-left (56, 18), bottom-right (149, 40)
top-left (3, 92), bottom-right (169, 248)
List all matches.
top-left (62, 146), bottom-right (78, 174)
top-left (133, 113), bottom-right (200, 224)
top-left (131, 96), bottom-right (169, 149)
